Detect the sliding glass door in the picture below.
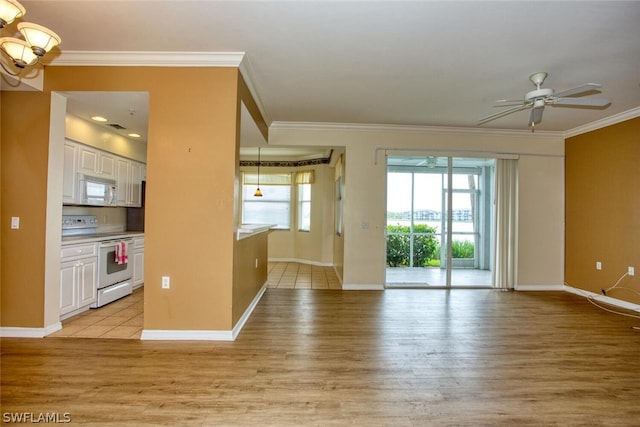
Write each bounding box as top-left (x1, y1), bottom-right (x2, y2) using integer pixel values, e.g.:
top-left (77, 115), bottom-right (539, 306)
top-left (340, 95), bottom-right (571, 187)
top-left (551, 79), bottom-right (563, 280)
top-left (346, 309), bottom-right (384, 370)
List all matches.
top-left (386, 156), bottom-right (495, 287)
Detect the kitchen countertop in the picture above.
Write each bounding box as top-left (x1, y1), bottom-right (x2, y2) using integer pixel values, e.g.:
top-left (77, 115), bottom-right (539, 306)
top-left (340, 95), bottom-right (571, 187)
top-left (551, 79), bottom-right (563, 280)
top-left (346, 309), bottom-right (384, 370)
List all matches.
top-left (62, 231), bottom-right (144, 245)
top-left (236, 224), bottom-right (277, 240)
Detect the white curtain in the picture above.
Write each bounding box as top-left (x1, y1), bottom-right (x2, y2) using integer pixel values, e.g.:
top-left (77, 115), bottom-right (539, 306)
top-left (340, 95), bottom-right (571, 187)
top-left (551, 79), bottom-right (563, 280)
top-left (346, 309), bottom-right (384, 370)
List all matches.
top-left (493, 159), bottom-right (518, 289)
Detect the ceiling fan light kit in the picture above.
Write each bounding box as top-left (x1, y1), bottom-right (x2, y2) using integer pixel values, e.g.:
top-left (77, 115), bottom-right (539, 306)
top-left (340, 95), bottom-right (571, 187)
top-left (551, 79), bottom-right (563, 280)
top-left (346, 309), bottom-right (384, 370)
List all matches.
top-left (0, 0), bottom-right (61, 75)
top-left (478, 71), bottom-right (611, 130)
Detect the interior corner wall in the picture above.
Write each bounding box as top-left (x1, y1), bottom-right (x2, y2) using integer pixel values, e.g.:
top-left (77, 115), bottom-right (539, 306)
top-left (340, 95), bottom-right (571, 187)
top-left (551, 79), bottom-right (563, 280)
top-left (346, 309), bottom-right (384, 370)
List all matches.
top-left (2, 66), bottom-right (242, 331)
top-left (565, 117), bottom-right (640, 304)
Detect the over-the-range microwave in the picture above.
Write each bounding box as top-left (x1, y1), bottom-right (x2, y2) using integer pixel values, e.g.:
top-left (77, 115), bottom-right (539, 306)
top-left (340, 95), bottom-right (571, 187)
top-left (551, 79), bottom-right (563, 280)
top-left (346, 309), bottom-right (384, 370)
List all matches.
top-left (78, 174), bottom-right (118, 206)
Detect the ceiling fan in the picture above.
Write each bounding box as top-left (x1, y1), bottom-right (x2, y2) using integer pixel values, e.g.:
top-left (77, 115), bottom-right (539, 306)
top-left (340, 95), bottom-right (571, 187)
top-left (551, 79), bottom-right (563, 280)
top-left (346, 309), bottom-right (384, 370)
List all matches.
top-left (478, 72), bottom-right (611, 129)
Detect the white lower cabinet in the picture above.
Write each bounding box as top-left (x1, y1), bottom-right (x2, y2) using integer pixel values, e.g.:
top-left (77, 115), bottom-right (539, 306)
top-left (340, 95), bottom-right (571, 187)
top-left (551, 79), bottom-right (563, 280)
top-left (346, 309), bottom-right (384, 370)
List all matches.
top-left (132, 237), bottom-right (145, 289)
top-left (60, 243), bottom-right (98, 318)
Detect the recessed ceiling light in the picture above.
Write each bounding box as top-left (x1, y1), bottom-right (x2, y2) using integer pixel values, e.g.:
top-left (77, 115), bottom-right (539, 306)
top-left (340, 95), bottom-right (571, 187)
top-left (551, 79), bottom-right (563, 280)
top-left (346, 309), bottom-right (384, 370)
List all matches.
top-left (91, 116), bottom-right (108, 122)
top-left (128, 133), bottom-right (142, 138)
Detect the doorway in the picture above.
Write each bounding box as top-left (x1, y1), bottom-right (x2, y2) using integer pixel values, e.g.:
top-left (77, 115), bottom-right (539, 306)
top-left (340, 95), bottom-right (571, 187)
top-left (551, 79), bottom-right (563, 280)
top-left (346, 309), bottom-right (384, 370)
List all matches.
top-left (385, 156), bottom-right (495, 288)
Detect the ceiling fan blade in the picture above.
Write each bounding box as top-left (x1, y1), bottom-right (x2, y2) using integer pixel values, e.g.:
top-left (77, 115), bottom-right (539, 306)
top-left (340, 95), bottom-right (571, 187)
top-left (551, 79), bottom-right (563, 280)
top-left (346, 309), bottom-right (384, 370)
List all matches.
top-left (552, 97), bottom-right (611, 107)
top-left (495, 99), bottom-right (525, 106)
top-left (529, 107), bottom-right (544, 126)
top-left (553, 83), bottom-right (602, 98)
top-left (478, 103), bottom-right (531, 125)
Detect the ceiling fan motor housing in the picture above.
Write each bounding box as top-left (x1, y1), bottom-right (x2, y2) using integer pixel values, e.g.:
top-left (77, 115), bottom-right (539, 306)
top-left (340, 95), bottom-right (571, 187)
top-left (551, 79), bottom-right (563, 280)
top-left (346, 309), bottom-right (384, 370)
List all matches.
top-left (525, 88), bottom-right (554, 102)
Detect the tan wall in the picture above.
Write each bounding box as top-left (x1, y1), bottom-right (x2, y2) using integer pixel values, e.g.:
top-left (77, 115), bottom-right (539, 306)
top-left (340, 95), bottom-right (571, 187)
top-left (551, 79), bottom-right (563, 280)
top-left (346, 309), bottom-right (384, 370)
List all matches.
top-left (2, 66), bottom-right (267, 331)
top-left (233, 232), bottom-right (268, 324)
top-left (565, 118), bottom-right (640, 304)
top-left (1, 91), bottom-right (51, 327)
top-left (270, 126), bottom-right (565, 288)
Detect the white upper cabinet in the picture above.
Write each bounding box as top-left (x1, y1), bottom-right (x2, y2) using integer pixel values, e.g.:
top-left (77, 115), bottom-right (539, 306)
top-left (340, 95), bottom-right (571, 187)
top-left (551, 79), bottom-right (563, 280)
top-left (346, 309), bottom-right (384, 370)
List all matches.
top-left (62, 141), bottom-right (79, 204)
top-left (63, 140), bottom-right (145, 207)
top-left (115, 157), bottom-right (130, 206)
top-left (78, 145), bottom-right (116, 178)
top-left (127, 162), bottom-right (145, 207)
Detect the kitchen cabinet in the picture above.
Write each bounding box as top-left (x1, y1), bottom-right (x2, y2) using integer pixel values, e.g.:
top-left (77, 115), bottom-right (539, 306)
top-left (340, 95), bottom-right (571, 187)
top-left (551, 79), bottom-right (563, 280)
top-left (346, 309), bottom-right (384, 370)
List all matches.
top-left (62, 141), bottom-right (79, 204)
top-left (60, 242), bottom-right (98, 318)
top-left (114, 158), bottom-right (144, 207)
top-left (132, 237), bottom-right (145, 289)
top-left (78, 144), bottom-right (116, 178)
top-left (63, 140), bottom-right (146, 206)
top-left (115, 157), bottom-right (130, 206)
top-left (128, 161), bottom-right (145, 207)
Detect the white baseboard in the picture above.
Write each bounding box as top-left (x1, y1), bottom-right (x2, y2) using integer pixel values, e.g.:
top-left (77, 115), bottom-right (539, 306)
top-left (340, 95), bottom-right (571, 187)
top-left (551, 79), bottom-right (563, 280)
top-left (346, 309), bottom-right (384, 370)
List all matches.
top-left (342, 283), bottom-right (385, 291)
top-left (141, 282), bottom-right (268, 341)
top-left (140, 329), bottom-right (234, 341)
top-left (0, 322), bottom-right (62, 338)
top-left (268, 257), bottom-right (333, 267)
top-left (564, 285), bottom-right (640, 312)
top-left (515, 284), bottom-right (565, 291)
top-left (231, 282), bottom-right (267, 340)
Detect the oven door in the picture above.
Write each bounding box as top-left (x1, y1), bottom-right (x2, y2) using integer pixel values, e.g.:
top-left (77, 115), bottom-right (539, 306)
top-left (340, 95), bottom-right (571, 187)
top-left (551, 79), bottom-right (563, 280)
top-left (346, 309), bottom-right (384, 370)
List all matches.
top-left (98, 239), bottom-right (133, 289)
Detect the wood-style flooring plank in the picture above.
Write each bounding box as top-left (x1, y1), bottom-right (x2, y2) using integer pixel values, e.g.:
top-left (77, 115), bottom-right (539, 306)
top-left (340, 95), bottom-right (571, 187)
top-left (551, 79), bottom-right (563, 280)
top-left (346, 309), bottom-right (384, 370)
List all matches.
top-left (2, 289), bottom-right (640, 426)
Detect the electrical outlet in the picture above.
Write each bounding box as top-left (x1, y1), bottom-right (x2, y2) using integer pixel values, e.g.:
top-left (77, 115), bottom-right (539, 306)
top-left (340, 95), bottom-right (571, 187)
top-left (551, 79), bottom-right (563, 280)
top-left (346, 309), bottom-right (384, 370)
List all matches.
top-left (628, 267), bottom-right (635, 276)
top-left (596, 261), bottom-right (602, 270)
top-left (162, 276), bottom-right (170, 289)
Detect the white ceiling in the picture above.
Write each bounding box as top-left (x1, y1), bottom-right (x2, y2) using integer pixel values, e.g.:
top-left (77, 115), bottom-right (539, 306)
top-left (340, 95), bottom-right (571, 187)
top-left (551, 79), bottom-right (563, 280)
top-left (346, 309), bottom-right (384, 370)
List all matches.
top-left (9, 1), bottom-right (640, 137)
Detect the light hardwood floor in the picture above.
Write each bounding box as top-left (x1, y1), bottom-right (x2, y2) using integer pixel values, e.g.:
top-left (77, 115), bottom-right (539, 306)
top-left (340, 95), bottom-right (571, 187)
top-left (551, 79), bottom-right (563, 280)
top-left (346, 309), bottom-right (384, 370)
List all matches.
top-left (48, 262), bottom-right (338, 340)
top-left (2, 289), bottom-right (640, 426)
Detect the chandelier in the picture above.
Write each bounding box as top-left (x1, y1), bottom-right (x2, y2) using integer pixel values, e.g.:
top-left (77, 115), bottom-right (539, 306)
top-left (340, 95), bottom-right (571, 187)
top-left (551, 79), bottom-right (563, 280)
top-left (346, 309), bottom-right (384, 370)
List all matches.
top-left (0, 0), bottom-right (61, 76)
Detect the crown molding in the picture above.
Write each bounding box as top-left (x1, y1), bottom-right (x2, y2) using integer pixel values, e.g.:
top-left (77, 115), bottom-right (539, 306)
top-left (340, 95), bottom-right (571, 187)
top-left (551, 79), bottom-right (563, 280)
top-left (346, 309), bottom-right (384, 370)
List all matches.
top-left (564, 107), bottom-right (640, 138)
top-left (270, 121), bottom-right (565, 138)
top-left (238, 55), bottom-right (271, 126)
top-left (50, 50), bottom-right (246, 67)
top-left (48, 49), bottom-right (270, 128)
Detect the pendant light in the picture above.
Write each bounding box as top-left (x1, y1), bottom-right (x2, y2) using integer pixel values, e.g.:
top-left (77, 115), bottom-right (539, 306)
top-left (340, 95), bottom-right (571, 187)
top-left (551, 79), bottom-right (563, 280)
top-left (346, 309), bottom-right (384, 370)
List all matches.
top-left (0, 0), bottom-right (61, 76)
top-left (254, 147), bottom-right (263, 197)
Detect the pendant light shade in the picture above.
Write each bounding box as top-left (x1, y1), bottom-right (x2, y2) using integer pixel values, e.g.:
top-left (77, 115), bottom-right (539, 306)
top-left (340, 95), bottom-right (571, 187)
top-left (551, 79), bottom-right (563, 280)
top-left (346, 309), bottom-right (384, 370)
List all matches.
top-left (254, 147), bottom-right (263, 197)
top-left (0, 37), bottom-right (37, 68)
top-left (0, 0), bottom-right (25, 27)
top-left (0, 0), bottom-right (61, 76)
top-left (17, 22), bottom-right (61, 56)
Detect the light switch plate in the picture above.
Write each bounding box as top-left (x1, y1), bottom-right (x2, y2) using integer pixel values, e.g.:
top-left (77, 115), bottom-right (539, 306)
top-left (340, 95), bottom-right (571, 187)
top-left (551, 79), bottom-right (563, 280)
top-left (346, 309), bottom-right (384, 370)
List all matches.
top-left (11, 217), bottom-right (20, 229)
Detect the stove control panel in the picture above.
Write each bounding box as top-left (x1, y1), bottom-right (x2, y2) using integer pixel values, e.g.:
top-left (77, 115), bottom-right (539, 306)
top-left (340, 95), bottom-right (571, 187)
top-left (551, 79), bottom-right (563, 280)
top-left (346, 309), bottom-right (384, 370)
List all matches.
top-left (62, 215), bottom-right (98, 230)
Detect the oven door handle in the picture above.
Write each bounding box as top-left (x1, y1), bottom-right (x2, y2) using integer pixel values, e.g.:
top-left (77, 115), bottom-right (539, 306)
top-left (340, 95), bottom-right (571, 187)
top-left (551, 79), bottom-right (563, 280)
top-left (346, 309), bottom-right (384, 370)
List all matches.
top-left (100, 239), bottom-right (133, 248)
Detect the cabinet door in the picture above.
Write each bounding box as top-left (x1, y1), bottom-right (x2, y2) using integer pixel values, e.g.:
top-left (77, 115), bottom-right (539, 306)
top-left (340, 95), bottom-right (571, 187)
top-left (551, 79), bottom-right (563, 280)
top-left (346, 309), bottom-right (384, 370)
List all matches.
top-left (115, 158), bottom-right (130, 206)
top-left (128, 162), bottom-right (145, 207)
top-left (60, 261), bottom-right (78, 316)
top-left (78, 257), bottom-right (97, 307)
top-left (133, 250), bottom-right (144, 288)
top-left (63, 141), bottom-right (79, 204)
top-left (98, 152), bottom-right (116, 178)
top-left (78, 145), bottom-right (99, 175)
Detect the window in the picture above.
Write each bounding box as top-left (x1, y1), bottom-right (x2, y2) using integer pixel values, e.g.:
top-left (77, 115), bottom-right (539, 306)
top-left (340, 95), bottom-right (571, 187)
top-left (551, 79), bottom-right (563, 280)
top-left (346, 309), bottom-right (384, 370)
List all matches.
top-left (298, 184), bottom-right (311, 231)
top-left (242, 173), bottom-right (292, 229)
top-left (295, 170), bottom-right (314, 231)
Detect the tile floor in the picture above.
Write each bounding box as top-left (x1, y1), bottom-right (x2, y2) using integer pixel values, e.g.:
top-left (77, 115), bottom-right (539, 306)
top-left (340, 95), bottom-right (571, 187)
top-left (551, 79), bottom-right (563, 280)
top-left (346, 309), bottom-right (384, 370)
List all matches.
top-left (50, 262), bottom-right (341, 339)
top-left (267, 262), bottom-right (342, 289)
top-left (49, 287), bottom-right (144, 339)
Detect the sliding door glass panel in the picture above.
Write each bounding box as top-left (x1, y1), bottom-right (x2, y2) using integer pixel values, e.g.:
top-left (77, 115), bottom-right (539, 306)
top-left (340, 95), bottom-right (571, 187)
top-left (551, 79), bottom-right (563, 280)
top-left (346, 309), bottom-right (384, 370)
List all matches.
top-left (386, 155), bottom-right (494, 287)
